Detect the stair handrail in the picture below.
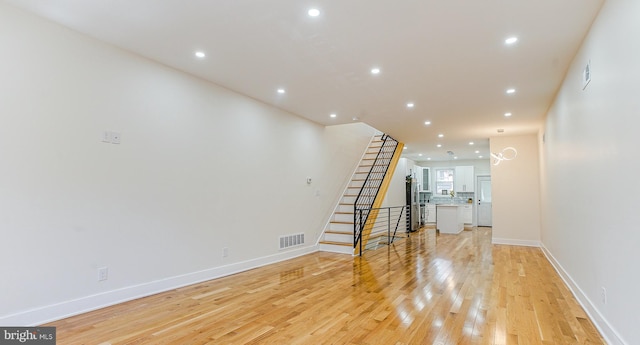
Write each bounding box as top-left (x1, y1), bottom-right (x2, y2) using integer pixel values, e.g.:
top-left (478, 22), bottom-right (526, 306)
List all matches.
top-left (355, 205), bottom-right (407, 254)
top-left (353, 134), bottom-right (399, 255)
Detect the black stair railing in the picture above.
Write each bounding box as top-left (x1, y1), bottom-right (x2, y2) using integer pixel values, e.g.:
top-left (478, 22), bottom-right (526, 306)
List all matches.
top-left (354, 134), bottom-right (399, 255)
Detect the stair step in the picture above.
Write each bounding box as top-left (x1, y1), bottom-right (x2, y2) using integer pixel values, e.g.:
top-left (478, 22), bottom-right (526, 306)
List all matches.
top-left (319, 240), bottom-right (352, 247)
top-left (331, 221), bottom-right (353, 225)
top-left (326, 230), bottom-right (351, 234)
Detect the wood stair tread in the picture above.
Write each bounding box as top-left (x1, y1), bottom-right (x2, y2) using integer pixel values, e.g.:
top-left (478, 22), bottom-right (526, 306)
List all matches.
top-left (325, 230), bottom-right (352, 235)
top-left (330, 221), bottom-right (353, 224)
top-left (319, 241), bottom-right (352, 247)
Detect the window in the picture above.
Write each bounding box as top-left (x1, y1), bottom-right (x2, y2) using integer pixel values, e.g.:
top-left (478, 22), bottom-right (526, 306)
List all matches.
top-left (435, 168), bottom-right (454, 196)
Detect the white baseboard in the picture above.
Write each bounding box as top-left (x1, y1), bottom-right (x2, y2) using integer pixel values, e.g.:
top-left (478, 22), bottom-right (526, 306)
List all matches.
top-left (491, 237), bottom-right (541, 247)
top-left (0, 245), bottom-right (319, 326)
top-left (540, 244), bottom-right (626, 345)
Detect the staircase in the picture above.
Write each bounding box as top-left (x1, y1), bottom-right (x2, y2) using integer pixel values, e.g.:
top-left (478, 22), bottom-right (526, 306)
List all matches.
top-left (318, 134), bottom-right (402, 255)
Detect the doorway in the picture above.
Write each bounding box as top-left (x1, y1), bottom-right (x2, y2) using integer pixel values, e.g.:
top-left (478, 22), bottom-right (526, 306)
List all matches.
top-left (477, 175), bottom-right (492, 227)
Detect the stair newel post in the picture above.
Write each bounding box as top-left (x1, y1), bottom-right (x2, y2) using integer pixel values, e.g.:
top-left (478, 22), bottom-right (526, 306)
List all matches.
top-left (387, 207), bottom-right (391, 244)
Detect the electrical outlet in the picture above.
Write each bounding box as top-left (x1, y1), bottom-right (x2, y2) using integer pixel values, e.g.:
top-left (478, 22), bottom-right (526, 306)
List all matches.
top-left (222, 247), bottom-right (229, 258)
top-left (98, 267), bottom-right (108, 281)
top-left (601, 287), bottom-right (607, 304)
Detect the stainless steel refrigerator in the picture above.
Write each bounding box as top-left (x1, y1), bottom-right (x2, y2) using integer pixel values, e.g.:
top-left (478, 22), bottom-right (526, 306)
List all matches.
top-left (406, 176), bottom-right (419, 232)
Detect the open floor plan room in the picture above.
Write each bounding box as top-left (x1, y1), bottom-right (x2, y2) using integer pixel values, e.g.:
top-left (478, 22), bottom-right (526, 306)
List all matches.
top-left (46, 228), bottom-right (605, 344)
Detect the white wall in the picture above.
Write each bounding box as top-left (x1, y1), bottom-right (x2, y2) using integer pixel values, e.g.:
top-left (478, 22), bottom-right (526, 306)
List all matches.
top-left (381, 157), bottom-right (414, 208)
top-left (540, 0), bottom-right (640, 343)
top-left (490, 135), bottom-right (541, 246)
top-left (0, 3), bottom-right (375, 325)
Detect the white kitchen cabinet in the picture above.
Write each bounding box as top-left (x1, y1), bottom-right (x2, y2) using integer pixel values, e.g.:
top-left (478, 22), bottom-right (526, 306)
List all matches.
top-left (425, 204), bottom-right (436, 223)
top-left (454, 166), bottom-right (475, 192)
top-left (462, 205), bottom-right (472, 224)
top-left (413, 165), bottom-right (422, 190)
top-left (420, 167), bottom-right (430, 192)
top-left (436, 205), bottom-right (464, 234)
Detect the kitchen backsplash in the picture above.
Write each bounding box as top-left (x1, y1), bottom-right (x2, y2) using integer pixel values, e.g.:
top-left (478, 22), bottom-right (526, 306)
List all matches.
top-left (419, 192), bottom-right (474, 204)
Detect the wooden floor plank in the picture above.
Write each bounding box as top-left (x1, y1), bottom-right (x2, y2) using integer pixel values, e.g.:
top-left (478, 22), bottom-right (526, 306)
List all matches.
top-left (43, 227), bottom-right (606, 344)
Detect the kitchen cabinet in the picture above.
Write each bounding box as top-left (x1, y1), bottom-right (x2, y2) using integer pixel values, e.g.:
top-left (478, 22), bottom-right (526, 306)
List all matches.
top-left (454, 166), bottom-right (475, 192)
top-left (413, 165), bottom-right (422, 191)
top-left (462, 205), bottom-right (472, 224)
top-left (425, 204), bottom-right (436, 223)
top-left (436, 205), bottom-right (464, 234)
top-left (420, 167), bottom-right (430, 192)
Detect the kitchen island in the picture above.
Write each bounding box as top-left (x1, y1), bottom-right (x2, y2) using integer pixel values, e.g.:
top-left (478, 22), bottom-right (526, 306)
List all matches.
top-left (436, 204), bottom-right (464, 234)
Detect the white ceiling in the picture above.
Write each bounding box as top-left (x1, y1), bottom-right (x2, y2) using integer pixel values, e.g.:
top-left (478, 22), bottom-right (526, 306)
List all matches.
top-left (3, 0), bottom-right (604, 161)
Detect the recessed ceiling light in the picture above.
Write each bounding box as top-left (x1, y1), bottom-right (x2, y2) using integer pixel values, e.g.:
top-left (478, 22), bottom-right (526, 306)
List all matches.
top-left (504, 112), bottom-right (512, 117)
top-left (371, 68), bottom-right (380, 75)
top-left (469, 142), bottom-right (474, 145)
top-left (403, 146), bottom-right (407, 150)
top-left (479, 155), bottom-right (484, 159)
top-left (454, 157), bottom-right (458, 160)
top-left (505, 37), bottom-right (518, 45)
top-left (406, 102), bottom-right (414, 108)
top-left (427, 158), bottom-right (431, 161)
top-left (438, 134), bottom-right (444, 138)
top-left (352, 116), bottom-right (359, 121)
top-left (506, 88), bottom-right (516, 94)
top-left (277, 88), bottom-right (286, 94)
top-left (329, 113), bottom-right (337, 118)
top-left (418, 153), bottom-right (423, 157)
top-left (308, 8), bottom-right (320, 17)
top-left (424, 121), bottom-right (431, 125)
top-left (475, 150), bottom-right (480, 154)
top-left (194, 51), bottom-right (206, 58)
top-left (437, 144), bottom-right (442, 148)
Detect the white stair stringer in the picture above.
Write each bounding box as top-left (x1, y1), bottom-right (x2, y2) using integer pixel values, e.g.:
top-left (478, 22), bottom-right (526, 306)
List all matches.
top-left (318, 134), bottom-right (388, 255)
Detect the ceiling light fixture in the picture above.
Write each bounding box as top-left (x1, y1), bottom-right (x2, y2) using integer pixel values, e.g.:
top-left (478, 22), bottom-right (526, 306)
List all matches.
top-left (506, 88), bottom-right (516, 94)
top-left (427, 158), bottom-right (432, 161)
top-left (469, 142), bottom-right (474, 145)
top-left (424, 121), bottom-right (431, 125)
top-left (308, 8), bottom-right (320, 17)
top-left (504, 112), bottom-right (512, 117)
top-left (438, 134), bottom-right (444, 138)
top-left (403, 147), bottom-right (407, 150)
top-left (407, 102), bottom-right (414, 108)
top-left (194, 51), bottom-right (206, 58)
top-left (437, 144), bottom-right (442, 148)
top-left (475, 150), bottom-right (480, 154)
top-left (505, 37), bottom-right (518, 45)
top-left (491, 147), bottom-right (518, 166)
top-left (371, 68), bottom-right (380, 75)
top-left (277, 88), bottom-right (286, 94)
top-left (418, 153), bottom-right (423, 157)
top-left (329, 113), bottom-right (337, 118)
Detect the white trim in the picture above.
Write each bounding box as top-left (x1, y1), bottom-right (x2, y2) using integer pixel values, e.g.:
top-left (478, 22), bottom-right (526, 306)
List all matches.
top-left (491, 238), bottom-right (540, 247)
top-left (0, 245), bottom-right (318, 327)
top-left (540, 244), bottom-right (626, 345)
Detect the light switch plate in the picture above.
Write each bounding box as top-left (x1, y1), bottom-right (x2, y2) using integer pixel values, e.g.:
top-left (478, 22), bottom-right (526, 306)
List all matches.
top-left (102, 131), bottom-right (111, 143)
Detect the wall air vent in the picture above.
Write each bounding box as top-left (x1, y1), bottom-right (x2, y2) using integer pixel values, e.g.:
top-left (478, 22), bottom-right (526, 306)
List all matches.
top-left (279, 233), bottom-right (305, 250)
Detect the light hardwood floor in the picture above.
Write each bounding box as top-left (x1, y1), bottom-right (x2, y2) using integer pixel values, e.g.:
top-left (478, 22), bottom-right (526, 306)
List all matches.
top-left (46, 228), bottom-right (605, 344)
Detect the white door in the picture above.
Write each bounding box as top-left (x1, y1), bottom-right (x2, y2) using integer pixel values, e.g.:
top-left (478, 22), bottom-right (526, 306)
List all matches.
top-left (477, 175), bottom-right (492, 227)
